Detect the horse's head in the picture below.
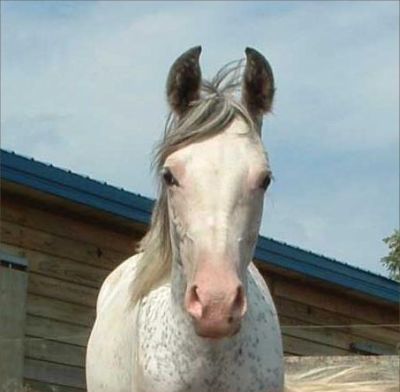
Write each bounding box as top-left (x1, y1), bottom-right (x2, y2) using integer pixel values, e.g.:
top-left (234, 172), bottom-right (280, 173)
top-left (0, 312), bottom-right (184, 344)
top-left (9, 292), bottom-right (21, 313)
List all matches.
top-left (159, 47), bottom-right (274, 339)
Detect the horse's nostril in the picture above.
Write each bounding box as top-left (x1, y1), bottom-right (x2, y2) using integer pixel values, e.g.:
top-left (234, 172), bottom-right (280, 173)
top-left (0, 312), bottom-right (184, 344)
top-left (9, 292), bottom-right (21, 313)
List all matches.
top-left (233, 286), bottom-right (243, 308)
top-left (186, 285), bottom-right (203, 320)
top-left (232, 285), bottom-right (247, 317)
top-left (191, 285), bottom-right (200, 302)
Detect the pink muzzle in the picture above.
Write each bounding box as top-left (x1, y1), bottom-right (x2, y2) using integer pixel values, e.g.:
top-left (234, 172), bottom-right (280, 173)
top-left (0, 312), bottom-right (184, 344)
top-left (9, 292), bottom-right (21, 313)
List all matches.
top-left (184, 264), bottom-right (247, 339)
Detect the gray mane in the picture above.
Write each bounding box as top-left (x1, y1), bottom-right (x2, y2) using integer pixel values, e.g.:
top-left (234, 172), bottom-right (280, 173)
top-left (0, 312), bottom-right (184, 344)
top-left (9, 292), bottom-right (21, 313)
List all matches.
top-left (131, 61), bottom-right (258, 305)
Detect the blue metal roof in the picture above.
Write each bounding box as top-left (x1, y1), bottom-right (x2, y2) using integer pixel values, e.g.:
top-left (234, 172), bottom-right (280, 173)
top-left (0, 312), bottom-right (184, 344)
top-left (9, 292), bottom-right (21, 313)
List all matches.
top-left (1, 149), bottom-right (399, 304)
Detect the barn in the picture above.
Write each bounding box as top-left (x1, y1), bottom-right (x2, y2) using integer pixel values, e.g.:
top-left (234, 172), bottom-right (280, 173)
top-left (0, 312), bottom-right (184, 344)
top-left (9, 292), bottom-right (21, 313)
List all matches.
top-left (1, 149), bottom-right (399, 391)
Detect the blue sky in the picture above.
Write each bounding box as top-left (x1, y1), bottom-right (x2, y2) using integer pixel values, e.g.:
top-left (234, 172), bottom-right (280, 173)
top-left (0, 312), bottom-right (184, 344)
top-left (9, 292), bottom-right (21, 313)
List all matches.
top-left (1, 1), bottom-right (399, 276)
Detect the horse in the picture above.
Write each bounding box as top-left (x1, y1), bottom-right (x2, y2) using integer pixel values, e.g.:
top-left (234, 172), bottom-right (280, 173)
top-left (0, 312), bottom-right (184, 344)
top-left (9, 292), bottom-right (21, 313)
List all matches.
top-left (85, 47), bottom-right (399, 392)
top-left (86, 46), bottom-right (283, 392)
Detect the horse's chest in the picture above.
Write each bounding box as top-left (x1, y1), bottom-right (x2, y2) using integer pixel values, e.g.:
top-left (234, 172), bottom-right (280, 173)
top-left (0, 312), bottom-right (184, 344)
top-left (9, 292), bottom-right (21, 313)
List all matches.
top-left (138, 287), bottom-right (283, 392)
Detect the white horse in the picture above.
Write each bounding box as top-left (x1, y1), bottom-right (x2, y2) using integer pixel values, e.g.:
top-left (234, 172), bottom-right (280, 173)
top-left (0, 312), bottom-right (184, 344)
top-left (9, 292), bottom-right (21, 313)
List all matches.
top-left (87, 46), bottom-right (398, 392)
top-left (87, 46), bottom-right (283, 392)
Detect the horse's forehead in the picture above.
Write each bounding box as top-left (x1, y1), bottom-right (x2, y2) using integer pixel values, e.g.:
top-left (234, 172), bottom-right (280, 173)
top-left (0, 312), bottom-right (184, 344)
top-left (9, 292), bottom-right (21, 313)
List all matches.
top-left (167, 120), bottom-right (267, 171)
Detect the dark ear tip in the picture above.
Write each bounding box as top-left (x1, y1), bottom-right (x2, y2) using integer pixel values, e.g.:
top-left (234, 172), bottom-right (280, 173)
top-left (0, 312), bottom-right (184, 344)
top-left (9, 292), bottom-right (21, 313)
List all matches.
top-left (172, 46), bottom-right (202, 67)
top-left (245, 47), bottom-right (264, 60)
top-left (188, 45), bottom-right (202, 59)
top-left (245, 47), bottom-right (255, 56)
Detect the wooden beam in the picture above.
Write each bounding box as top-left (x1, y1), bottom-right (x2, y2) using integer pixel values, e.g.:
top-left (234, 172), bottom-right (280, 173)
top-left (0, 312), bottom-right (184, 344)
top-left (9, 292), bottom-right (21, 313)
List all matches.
top-left (0, 266), bottom-right (28, 390)
top-left (24, 359), bottom-right (86, 389)
top-left (2, 181), bottom-right (148, 235)
top-left (26, 315), bottom-right (90, 347)
top-left (275, 296), bottom-right (400, 346)
top-left (273, 276), bottom-right (398, 325)
top-left (24, 379), bottom-right (85, 392)
top-left (1, 220), bottom-right (128, 270)
top-left (1, 197), bottom-right (140, 252)
top-left (282, 335), bottom-right (350, 356)
top-left (25, 339), bottom-right (86, 368)
top-left (1, 243), bottom-right (110, 289)
top-left (26, 294), bottom-right (95, 328)
top-left (28, 273), bottom-right (98, 308)
top-left (280, 316), bottom-right (397, 355)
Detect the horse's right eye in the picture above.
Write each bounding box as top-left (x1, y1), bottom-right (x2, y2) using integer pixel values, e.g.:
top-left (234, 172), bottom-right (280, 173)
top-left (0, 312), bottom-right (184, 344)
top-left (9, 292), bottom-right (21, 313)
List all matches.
top-left (162, 168), bottom-right (179, 187)
top-left (260, 175), bottom-right (271, 190)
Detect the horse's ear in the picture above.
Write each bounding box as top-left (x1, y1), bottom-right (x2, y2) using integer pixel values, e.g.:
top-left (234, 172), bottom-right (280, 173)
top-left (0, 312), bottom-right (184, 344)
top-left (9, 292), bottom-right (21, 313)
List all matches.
top-left (242, 47), bottom-right (275, 118)
top-left (166, 46), bottom-right (202, 116)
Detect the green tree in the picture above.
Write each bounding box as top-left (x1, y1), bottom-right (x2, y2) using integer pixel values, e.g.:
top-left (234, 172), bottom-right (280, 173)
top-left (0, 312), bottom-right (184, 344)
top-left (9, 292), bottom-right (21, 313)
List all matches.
top-left (381, 229), bottom-right (400, 281)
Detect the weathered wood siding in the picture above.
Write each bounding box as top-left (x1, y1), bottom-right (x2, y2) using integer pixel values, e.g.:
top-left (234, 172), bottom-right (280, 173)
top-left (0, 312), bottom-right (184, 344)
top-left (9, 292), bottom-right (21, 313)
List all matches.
top-left (1, 191), bottom-right (399, 391)
top-left (259, 266), bottom-right (399, 356)
top-left (1, 196), bottom-right (138, 391)
top-left (0, 264), bottom-right (28, 390)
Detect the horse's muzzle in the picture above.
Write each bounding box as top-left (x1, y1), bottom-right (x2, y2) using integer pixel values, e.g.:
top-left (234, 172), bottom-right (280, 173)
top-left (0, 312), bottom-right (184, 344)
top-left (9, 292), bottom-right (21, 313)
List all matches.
top-left (193, 316), bottom-right (242, 339)
top-left (184, 273), bottom-right (247, 339)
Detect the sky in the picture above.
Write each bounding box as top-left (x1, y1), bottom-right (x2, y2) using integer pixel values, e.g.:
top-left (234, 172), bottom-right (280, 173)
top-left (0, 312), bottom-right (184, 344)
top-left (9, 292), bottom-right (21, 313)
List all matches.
top-left (1, 1), bottom-right (399, 276)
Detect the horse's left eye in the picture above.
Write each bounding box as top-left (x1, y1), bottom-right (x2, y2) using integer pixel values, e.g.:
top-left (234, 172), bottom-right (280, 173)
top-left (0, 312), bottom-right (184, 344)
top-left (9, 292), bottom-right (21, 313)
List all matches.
top-left (162, 168), bottom-right (180, 187)
top-left (260, 174), bottom-right (272, 190)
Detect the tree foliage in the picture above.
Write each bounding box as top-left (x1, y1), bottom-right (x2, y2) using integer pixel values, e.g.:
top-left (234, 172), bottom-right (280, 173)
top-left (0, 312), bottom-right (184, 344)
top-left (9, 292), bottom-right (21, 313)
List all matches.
top-left (381, 229), bottom-right (400, 281)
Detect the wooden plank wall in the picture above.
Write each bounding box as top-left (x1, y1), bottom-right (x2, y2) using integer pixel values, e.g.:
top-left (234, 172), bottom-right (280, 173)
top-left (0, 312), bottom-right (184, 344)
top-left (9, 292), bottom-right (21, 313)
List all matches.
top-left (259, 267), bottom-right (399, 356)
top-left (1, 194), bottom-right (399, 390)
top-left (1, 196), bottom-right (138, 391)
top-left (0, 265), bottom-right (28, 390)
